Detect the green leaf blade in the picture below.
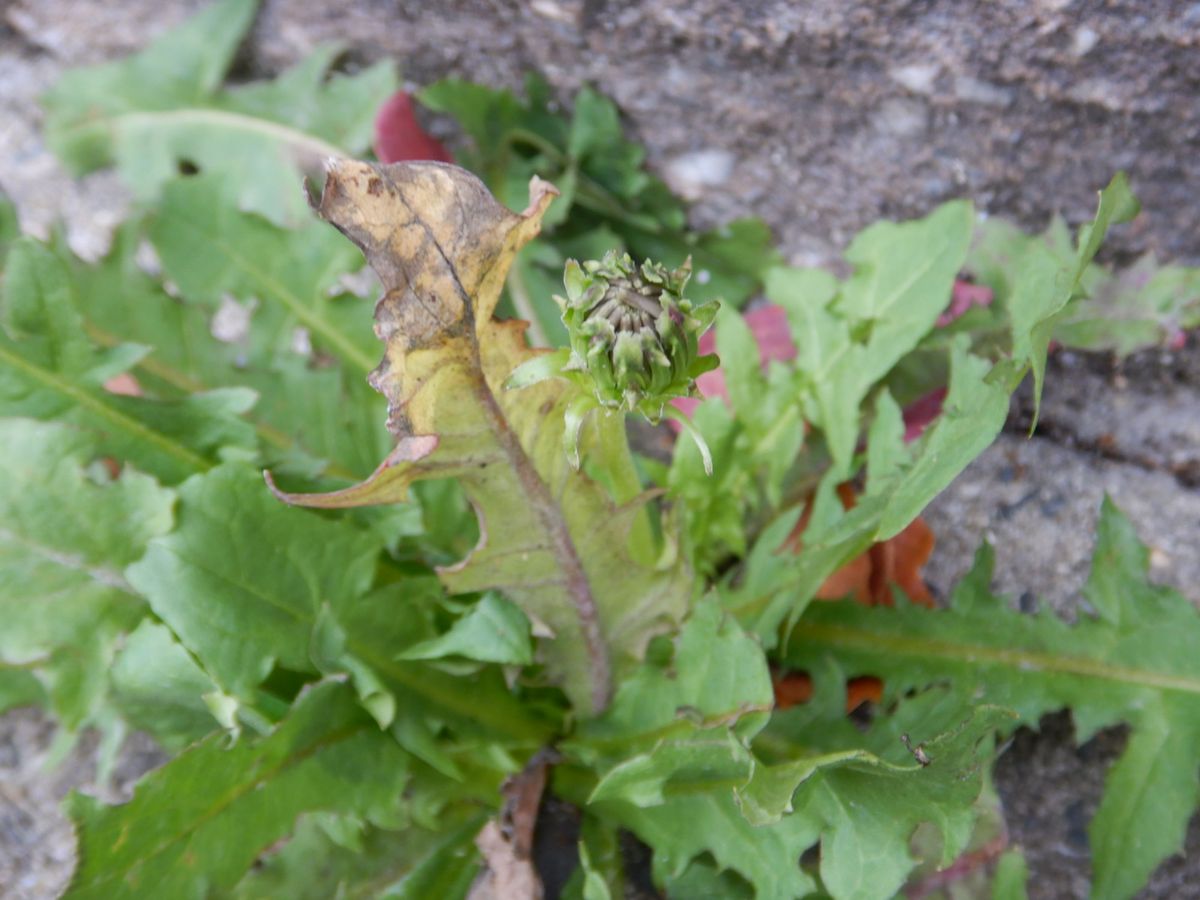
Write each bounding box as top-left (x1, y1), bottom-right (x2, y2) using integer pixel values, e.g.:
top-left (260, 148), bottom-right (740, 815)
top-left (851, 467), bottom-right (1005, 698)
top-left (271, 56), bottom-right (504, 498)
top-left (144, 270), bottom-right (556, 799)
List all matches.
top-left (0, 418), bottom-right (174, 726)
top-left (397, 592), bottom-right (534, 665)
top-left (1, 237), bottom-right (257, 483)
top-left (126, 464), bottom-right (382, 697)
top-left (1090, 696), bottom-right (1200, 900)
top-left (44, 0), bottom-right (396, 226)
top-left (65, 681), bottom-right (409, 900)
top-left (788, 500), bottom-right (1200, 899)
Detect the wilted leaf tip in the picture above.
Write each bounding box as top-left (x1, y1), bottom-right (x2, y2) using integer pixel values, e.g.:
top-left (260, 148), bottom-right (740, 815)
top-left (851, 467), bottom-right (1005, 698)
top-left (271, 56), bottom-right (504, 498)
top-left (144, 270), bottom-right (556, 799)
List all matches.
top-left (313, 159), bottom-right (556, 342)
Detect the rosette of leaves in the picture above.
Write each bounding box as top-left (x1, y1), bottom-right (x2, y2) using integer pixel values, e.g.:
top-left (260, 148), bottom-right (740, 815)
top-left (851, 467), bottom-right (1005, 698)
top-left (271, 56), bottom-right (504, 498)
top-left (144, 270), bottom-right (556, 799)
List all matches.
top-left (508, 250), bottom-right (718, 472)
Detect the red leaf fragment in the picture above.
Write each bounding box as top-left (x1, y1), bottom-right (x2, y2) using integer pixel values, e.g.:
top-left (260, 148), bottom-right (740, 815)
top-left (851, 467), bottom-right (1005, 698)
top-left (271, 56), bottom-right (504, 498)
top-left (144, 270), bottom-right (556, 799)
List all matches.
top-left (373, 91), bottom-right (454, 164)
top-left (901, 387), bottom-right (948, 443)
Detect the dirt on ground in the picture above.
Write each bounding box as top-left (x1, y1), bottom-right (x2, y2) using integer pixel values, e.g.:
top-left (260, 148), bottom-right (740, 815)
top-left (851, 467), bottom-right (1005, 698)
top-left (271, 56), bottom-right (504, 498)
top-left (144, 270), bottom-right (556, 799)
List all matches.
top-left (1, 1), bottom-right (1198, 898)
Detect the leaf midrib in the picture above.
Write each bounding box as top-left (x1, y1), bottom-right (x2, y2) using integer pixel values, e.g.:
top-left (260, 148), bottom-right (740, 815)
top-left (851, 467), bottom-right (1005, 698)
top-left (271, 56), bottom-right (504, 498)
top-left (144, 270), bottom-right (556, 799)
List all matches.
top-left (0, 341), bottom-right (211, 473)
top-left (157, 216), bottom-right (376, 373)
top-left (74, 716), bottom-right (365, 894)
top-left (69, 108), bottom-right (345, 164)
top-left (0, 526), bottom-right (137, 596)
top-left (795, 620), bottom-right (1200, 696)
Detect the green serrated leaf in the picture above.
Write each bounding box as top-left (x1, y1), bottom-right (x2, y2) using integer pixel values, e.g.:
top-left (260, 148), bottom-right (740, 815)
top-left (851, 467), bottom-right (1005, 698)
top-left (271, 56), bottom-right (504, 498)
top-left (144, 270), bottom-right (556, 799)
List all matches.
top-left (67, 223), bottom-right (391, 483)
top-left (65, 681), bottom-right (409, 900)
top-left (836, 200), bottom-right (973, 326)
top-left (397, 592), bottom-right (533, 665)
top-left (727, 334), bottom-right (1010, 645)
top-left (579, 594), bottom-right (773, 747)
top-left (563, 597), bottom-right (806, 895)
top-left (615, 793), bottom-right (819, 899)
top-left (111, 621), bottom-right (220, 750)
top-left (874, 336), bottom-right (1010, 540)
top-left (125, 464), bottom-right (382, 696)
top-left (0, 418), bottom-right (173, 726)
top-left (1007, 173), bottom-right (1139, 421)
top-left (1, 237), bottom-right (257, 482)
top-left (772, 200), bottom-right (972, 476)
top-left (751, 704), bottom-right (1009, 900)
top-left (127, 463), bottom-right (548, 742)
top-left (43, 0), bottom-right (396, 226)
top-left (788, 499), bottom-right (1200, 899)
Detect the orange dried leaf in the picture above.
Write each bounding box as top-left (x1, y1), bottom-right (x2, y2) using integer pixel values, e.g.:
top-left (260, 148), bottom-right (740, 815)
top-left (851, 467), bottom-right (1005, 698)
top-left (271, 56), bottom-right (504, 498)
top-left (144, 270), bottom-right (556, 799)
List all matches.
top-left (790, 483), bottom-right (936, 608)
top-left (771, 668), bottom-right (883, 713)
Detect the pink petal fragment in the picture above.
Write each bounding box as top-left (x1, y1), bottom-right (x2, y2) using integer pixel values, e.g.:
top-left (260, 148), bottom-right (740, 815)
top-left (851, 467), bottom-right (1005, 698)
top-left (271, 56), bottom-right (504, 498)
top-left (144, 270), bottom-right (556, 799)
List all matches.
top-left (103, 373), bottom-right (142, 397)
top-left (937, 280), bottom-right (993, 327)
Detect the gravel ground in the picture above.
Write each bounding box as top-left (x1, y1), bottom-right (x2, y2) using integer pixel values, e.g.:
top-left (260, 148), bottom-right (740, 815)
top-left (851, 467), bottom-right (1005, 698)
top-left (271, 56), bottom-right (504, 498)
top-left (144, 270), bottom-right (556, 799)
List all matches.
top-left (1, 2), bottom-right (1198, 897)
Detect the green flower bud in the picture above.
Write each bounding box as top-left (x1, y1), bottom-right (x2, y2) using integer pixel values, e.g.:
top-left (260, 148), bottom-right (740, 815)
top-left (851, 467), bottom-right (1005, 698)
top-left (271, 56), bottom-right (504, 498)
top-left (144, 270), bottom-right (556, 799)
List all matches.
top-left (558, 251), bottom-right (718, 421)
top-left (503, 251), bottom-right (718, 475)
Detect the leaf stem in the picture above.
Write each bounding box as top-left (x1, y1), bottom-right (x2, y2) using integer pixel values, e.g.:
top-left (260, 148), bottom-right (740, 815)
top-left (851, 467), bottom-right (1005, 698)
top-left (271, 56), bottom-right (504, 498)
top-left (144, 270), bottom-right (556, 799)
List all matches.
top-left (472, 369), bottom-right (612, 713)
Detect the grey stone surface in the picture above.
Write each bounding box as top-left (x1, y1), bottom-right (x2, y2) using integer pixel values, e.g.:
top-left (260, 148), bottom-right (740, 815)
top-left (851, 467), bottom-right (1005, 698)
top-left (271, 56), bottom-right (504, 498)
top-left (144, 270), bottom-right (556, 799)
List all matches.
top-left (994, 712), bottom-right (1200, 900)
top-left (923, 430), bottom-right (1200, 618)
top-left (1, 1), bottom-right (1198, 897)
top-left (0, 709), bottom-right (165, 900)
top-left (257, 0), bottom-right (1200, 268)
top-left (9, 0), bottom-right (1200, 269)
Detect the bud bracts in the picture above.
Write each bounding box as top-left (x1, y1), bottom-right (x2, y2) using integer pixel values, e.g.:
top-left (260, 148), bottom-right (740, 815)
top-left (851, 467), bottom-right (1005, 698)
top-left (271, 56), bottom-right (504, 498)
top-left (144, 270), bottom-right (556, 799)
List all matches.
top-left (558, 251), bottom-right (718, 421)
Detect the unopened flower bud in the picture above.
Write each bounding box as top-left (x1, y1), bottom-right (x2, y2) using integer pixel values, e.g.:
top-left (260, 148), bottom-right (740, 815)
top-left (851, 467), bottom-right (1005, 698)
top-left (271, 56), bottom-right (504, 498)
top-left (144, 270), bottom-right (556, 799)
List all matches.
top-left (504, 251), bottom-right (718, 474)
top-left (558, 251), bottom-right (718, 421)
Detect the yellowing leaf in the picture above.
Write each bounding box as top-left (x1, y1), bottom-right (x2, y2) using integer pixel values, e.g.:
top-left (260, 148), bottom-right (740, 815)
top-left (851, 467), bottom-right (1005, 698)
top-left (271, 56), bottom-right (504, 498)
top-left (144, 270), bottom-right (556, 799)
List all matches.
top-left (271, 161), bottom-right (690, 714)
